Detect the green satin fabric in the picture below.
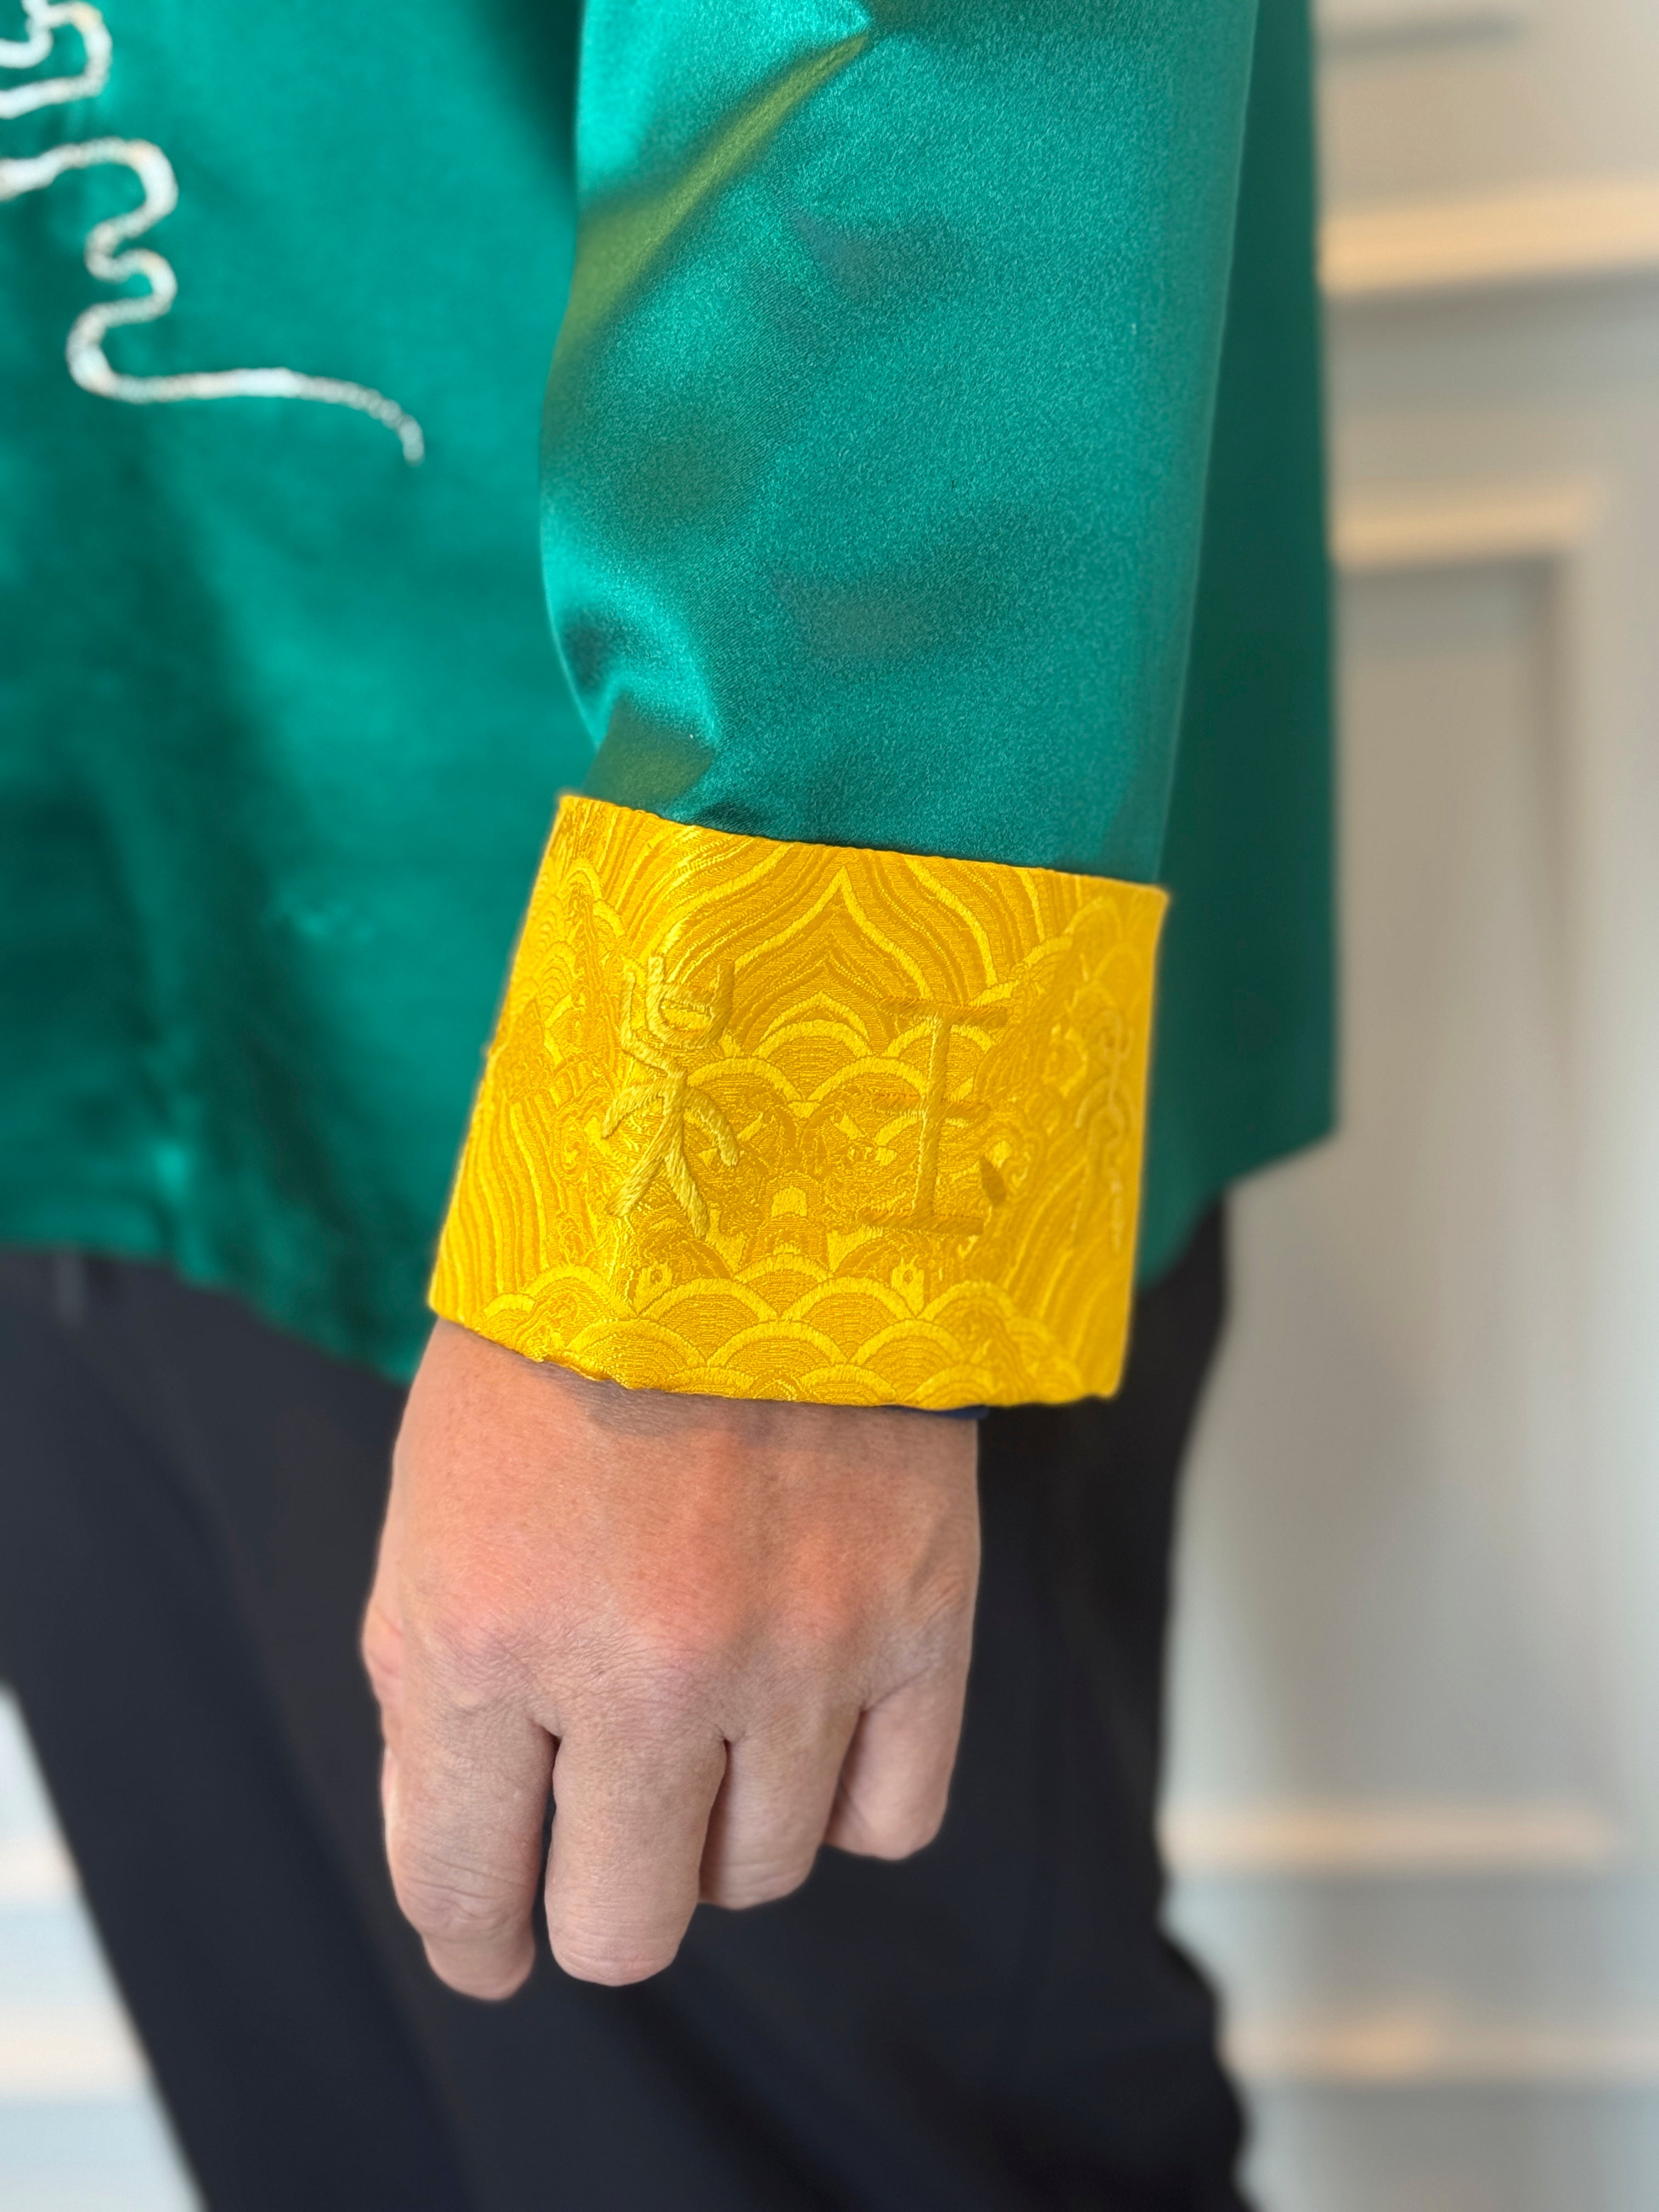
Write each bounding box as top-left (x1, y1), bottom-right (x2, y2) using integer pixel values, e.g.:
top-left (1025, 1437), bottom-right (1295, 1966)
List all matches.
top-left (1143, 0), bottom-right (1335, 1273)
top-left (549, 0), bottom-right (1259, 886)
top-left (0, 0), bottom-right (591, 1372)
top-left (548, 0), bottom-right (1334, 1286)
top-left (0, 0), bottom-right (1330, 1378)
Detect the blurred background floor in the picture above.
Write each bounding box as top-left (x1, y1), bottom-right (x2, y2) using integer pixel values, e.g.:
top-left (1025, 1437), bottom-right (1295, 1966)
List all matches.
top-left (0, 1689), bottom-right (194, 2211)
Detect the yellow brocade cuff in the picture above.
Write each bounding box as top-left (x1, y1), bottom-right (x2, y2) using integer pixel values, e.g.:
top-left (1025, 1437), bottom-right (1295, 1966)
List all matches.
top-left (430, 797), bottom-right (1167, 1407)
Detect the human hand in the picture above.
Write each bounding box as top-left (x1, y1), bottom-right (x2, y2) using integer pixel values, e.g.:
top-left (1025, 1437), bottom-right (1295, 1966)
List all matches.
top-left (362, 1321), bottom-right (980, 1994)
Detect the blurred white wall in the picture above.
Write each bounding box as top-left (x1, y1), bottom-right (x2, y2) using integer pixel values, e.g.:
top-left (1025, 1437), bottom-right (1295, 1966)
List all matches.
top-left (1166, 4), bottom-right (1659, 2206)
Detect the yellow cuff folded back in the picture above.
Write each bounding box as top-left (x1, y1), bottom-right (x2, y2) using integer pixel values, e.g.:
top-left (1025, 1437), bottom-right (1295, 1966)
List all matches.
top-left (431, 795), bottom-right (1166, 1407)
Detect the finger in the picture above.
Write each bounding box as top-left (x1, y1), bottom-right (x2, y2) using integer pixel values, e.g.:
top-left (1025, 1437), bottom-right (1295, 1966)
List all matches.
top-left (385, 1649), bottom-right (553, 2001)
top-left (824, 1667), bottom-right (968, 1861)
top-left (543, 1723), bottom-right (727, 1984)
top-left (700, 1708), bottom-right (860, 1910)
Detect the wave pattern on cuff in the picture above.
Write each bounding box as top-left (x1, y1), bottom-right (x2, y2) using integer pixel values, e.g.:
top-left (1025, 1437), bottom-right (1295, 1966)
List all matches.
top-left (431, 795), bottom-right (1166, 1408)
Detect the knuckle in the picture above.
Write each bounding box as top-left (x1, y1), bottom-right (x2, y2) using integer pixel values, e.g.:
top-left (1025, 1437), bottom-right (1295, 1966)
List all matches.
top-left (890, 1798), bottom-right (949, 1858)
top-left (547, 1926), bottom-right (679, 1987)
top-left (418, 1602), bottom-right (524, 1702)
top-left (616, 1611), bottom-right (744, 1709)
top-left (390, 1859), bottom-right (522, 1950)
top-left (708, 1857), bottom-right (816, 1911)
top-left (608, 1582), bottom-right (868, 1712)
top-left (424, 1942), bottom-right (533, 2004)
top-left (360, 1613), bottom-right (403, 1709)
top-left (928, 1559), bottom-right (979, 1628)
top-left (908, 1564), bottom-right (978, 1654)
top-left (838, 1795), bottom-right (947, 1863)
top-left (780, 1598), bottom-right (864, 1679)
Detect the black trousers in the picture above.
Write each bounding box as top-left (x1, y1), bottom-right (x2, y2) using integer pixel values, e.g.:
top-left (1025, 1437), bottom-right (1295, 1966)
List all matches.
top-left (0, 1214), bottom-right (1246, 2212)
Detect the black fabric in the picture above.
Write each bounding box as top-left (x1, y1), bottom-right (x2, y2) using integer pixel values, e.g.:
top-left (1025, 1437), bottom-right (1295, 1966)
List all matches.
top-left (0, 1211), bottom-right (1245, 2212)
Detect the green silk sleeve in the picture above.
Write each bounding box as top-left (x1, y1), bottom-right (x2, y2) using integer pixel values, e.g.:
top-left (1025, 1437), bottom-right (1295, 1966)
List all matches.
top-left (543, 0), bottom-right (1261, 884)
top-left (430, 2), bottom-right (1278, 1407)
top-left (1140, 0), bottom-right (1336, 1278)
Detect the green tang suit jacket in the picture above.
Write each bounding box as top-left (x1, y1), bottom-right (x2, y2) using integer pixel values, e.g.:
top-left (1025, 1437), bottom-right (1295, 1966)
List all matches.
top-left (0, 0), bottom-right (1332, 1403)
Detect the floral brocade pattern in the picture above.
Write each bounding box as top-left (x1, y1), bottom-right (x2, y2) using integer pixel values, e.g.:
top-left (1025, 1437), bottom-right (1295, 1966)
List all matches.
top-left (430, 796), bottom-right (1166, 1407)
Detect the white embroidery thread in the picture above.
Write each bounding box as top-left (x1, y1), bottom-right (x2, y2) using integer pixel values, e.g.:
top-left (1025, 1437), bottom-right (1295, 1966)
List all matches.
top-left (0, 0), bottom-right (108, 116)
top-left (0, 1), bottom-right (424, 462)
